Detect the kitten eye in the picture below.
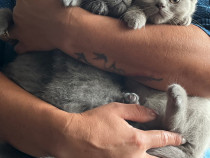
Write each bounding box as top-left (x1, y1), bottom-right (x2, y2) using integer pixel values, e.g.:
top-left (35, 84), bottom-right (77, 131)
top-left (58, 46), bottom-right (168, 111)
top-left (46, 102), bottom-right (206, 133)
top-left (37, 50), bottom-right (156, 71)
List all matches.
top-left (169, 0), bottom-right (180, 3)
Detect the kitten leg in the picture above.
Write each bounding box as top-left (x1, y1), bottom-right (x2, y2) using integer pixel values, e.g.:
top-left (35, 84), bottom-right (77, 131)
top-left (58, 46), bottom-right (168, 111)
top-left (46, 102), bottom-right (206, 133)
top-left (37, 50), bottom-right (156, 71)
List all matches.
top-left (82, 0), bottom-right (109, 15)
top-left (123, 5), bottom-right (147, 29)
top-left (0, 8), bottom-right (12, 35)
top-left (164, 84), bottom-right (188, 133)
top-left (122, 92), bottom-right (140, 104)
top-left (147, 84), bottom-right (189, 158)
top-left (62, 0), bottom-right (82, 7)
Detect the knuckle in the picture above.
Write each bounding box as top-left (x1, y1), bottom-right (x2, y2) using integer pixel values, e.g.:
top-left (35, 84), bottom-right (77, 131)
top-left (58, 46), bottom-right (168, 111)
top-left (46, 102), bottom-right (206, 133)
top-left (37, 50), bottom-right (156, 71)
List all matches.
top-left (111, 102), bottom-right (125, 110)
top-left (160, 131), bottom-right (169, 146)
top-left (131, 132), bottom-right (145, 149)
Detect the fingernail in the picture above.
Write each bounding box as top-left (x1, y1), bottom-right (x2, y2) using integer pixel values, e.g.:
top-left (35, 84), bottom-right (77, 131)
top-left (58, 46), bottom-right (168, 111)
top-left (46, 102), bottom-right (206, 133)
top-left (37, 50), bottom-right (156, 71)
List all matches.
top-left (181, 137), bottom-right (187, 144)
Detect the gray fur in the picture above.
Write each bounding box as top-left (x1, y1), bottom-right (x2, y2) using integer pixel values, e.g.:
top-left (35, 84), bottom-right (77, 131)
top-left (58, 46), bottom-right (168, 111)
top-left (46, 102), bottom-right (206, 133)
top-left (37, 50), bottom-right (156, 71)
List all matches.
top-left (63, 0), bottom-right (132, 17)
top-left (123, 0), bottom-right (197, 29)
top-left (1, 0), bottom-right (210, 158)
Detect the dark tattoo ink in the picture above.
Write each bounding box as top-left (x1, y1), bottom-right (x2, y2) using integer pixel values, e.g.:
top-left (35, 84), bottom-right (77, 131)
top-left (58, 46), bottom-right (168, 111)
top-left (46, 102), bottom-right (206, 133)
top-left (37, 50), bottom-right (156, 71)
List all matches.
top-left (75, 53), bottom-right (90, 65)
top-left (93, 52), bottom-right (125, 74)
top-left (93, 53), bottom-right (108, 63)
top-left (108, 62), bottom-right (125, 74)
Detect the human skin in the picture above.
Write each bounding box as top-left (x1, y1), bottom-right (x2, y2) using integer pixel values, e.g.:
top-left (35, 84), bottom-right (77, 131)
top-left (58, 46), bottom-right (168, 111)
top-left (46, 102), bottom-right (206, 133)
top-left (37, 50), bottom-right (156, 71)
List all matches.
top-left (0, 72), bottom-right (183, 158)
top-left (10, 0), bottom-right (210, 97)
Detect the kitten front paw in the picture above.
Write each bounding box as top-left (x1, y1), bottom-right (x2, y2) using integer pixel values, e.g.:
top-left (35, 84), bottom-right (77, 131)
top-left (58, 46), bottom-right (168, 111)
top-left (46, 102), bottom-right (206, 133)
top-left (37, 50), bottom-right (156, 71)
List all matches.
top-left (82, 0), bottom-right (108, 15)
top-left (122, 93), bottom-right (140, 104)
top-left (165, 84), bottom-right (188, 132)
top-left (178, 16), bottom-right (192, 26)
top-left (62, 0), bottom-right (82, 7)
top-left (123, 10), bottom-right (146, 29)
top-left (167, 84), bottom-right (187, 108)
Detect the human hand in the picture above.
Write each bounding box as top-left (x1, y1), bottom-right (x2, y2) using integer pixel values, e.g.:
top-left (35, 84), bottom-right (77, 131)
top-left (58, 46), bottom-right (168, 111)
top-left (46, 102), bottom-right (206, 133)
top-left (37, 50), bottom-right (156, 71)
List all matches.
top-left (10, 0), bottom-right (87, 53)
top-left (53, 103), bottom-right (183, 158)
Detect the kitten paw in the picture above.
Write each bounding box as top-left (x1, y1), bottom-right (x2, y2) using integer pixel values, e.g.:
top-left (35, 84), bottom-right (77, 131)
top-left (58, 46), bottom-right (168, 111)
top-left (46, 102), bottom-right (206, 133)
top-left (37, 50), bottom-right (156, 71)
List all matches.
top-left (165, 84), bottom-right (188, 132)
top-left (122, 93), bottom-right (140, 104)
top-left (178, 17), bottom-right (192, 26)
top-left (82, 0), bottom-right (108, 15)
top-left (62, 0), bottom-right (82, 7)
top-left (123, 10), bottom-right (146, 29)
top-left (167, 84), bottom-right (187, 108)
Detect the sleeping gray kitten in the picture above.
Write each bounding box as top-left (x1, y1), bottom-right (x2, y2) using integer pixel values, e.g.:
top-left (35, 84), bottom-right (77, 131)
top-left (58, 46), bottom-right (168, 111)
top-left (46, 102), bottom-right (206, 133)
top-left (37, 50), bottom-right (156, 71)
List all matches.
top-left (1, 0), bottom-right (210, 158)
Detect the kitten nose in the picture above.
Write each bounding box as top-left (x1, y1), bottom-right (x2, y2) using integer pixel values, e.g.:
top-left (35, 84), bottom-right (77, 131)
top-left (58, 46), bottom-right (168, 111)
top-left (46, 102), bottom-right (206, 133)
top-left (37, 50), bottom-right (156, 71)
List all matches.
top-left (156, 2), bottom-right (165, 9)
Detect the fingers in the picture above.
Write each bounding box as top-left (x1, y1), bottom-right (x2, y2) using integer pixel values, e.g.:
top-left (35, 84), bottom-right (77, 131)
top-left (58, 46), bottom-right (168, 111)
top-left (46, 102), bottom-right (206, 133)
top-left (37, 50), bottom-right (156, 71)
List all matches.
top-left (143, 130), bottom-right (184, 149)
top-left (113, 103), bottom-right (157, 123)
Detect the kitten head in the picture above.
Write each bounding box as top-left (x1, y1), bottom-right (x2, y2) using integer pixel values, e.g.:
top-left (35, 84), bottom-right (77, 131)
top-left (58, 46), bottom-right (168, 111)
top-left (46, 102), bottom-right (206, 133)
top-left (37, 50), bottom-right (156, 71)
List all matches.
top-left (106, 0), bottom-right (132, 17)
top-left (135, 0), bottom-right (197, 25)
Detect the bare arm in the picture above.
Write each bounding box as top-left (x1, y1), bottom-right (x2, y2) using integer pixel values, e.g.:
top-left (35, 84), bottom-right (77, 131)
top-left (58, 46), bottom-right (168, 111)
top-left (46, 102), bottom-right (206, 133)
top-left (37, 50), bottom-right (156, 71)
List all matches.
top-left (58, 9), bottom-right (210, 97)
top-left (11, 3), bottom-right (210, 97)
top-left (0, 72), bottom-right (70, 156)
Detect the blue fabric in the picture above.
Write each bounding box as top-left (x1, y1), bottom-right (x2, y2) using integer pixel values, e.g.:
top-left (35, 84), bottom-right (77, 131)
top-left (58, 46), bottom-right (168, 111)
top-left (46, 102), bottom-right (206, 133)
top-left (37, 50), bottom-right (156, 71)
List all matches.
top-left (192, 0), bottom-right (210, 36)
top-left (0, 41), bottom-right (16, 68)
top-left (0, 0), bottom-right (16, 67)
top-left (205, 149), bottom-right (210, 158)
top-left (0, 0), bottom-right (15, 9)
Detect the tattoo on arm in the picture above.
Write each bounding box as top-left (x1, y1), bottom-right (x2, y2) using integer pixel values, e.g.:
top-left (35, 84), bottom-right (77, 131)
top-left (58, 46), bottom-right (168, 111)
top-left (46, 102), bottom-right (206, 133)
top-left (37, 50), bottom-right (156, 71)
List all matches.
top-left (93, 52), bottom-right (125, 74)
top-left (75, 53), bottom-right (90, 65)
top-left (74, 52), bottom-right (162, 82)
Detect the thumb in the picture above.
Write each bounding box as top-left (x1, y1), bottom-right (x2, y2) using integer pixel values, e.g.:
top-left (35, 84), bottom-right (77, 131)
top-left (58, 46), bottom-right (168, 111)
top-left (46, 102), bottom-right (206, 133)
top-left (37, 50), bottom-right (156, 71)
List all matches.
top-left (114, 103), bottom-right (158, 123)
top-left (143, 130), bottom-right (185, 149)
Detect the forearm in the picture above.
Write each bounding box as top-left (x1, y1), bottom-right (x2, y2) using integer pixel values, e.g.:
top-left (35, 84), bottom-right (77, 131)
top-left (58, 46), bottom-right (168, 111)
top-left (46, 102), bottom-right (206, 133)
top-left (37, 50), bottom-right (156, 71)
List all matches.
top-left (59, 8), bottom-right (210, 97)
top-left (0, 72), bottom-right (70, 157)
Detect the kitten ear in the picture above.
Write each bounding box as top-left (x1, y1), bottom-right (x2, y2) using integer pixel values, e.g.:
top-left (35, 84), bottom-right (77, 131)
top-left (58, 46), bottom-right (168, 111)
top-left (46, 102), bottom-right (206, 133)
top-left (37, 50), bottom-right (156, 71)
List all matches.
top-left (62, 0), bottom-right (82, 7)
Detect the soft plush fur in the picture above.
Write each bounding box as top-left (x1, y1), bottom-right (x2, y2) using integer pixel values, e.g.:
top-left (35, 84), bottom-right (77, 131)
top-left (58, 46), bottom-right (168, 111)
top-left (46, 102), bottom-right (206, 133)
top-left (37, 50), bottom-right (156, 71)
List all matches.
top-left (123, 0), bottom-right (198, 29)
top-left (63, 0), bottom-right (132, 17)
top-left (1, 0), bottom-right (210, 158)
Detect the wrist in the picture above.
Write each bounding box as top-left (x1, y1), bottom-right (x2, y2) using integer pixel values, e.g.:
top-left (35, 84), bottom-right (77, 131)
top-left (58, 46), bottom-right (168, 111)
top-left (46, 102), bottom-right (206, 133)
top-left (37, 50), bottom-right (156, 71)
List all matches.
top-left (51, 113), bottom-right (82, 158)
top-left (57, 7), bottom-right (107, 53)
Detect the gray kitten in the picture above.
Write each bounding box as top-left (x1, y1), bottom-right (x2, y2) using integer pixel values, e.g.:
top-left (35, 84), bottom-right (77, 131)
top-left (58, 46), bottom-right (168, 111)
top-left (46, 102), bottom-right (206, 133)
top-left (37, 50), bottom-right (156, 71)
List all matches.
top-left (1, 0), bottom-right (210, 158)
top-left (123, 0), bottom-right (197, 29)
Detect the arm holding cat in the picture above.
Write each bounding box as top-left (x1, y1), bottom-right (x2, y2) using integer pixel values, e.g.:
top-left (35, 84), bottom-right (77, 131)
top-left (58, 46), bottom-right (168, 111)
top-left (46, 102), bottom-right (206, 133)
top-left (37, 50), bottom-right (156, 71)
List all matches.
top-left (10, 1), bottom-right (210, 97)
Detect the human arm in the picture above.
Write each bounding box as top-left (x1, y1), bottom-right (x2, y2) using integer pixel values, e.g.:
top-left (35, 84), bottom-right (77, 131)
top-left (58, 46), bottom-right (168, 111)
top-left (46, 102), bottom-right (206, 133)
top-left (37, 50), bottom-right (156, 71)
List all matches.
top-left (10, 0), bottom-right (210, 97)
